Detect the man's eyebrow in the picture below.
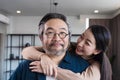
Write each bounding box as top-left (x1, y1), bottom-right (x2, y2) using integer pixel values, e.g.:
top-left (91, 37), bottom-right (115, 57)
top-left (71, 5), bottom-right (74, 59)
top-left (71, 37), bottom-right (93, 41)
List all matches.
top-left (59, 28), bottom-right (67, 31)
top-left (46, 27), bottom-right (54, 31)
top-left (46, 27), bottom-right (67, 31)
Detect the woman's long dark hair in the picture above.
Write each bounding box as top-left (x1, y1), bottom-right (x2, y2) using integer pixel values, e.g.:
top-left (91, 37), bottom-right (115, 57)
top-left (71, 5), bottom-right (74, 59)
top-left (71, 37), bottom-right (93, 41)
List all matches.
top-left (69, 25), bottom-right (112, 80)
top-left (89, 25), bottom-right (112, 80)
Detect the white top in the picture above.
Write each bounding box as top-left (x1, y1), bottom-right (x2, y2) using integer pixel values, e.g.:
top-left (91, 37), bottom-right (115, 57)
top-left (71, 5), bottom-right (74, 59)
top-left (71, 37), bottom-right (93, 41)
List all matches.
top-left (46, 76), bottom-right (57, 80)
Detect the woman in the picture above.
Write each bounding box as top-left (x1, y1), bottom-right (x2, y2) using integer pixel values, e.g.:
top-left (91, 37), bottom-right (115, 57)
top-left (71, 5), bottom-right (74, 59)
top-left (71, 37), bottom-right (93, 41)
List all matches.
top-left (22, 25), bottom-right (112, 80)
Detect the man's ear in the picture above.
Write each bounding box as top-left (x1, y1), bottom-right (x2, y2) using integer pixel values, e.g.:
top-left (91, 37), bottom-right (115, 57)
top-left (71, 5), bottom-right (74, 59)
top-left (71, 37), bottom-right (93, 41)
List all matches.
top-left (39, 35), bottom-right (43, 41)
top-left (94, 49), bottom-right (101, 55)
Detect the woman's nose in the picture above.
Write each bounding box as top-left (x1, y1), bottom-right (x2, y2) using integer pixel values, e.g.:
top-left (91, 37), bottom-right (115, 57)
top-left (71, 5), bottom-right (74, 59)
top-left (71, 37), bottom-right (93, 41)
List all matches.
top-left (78, 40), bottom-right (84, 47)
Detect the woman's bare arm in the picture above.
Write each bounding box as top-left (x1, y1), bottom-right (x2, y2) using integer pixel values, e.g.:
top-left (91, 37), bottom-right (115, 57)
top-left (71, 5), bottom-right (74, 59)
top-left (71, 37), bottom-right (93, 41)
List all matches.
top-left (22, 46), bottom-right (100, 80)
top-left (22, 46), bottom-right (43, 60)
top-left (29, 61), bottom-right (100, 80)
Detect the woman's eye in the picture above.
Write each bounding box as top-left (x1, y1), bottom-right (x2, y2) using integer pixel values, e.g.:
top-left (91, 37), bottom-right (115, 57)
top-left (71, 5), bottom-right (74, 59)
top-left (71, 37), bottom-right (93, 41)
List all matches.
top-left (86, 41), bottom-right (90, 46)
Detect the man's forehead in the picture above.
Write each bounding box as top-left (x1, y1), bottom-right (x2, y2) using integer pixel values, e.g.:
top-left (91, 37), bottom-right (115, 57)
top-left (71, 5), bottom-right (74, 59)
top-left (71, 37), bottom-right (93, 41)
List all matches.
top-left (45, 19), bottom-right (67, 26)
top-left (46, 27), bottom-right (68, 31)
top-left (44, 24), bottom-right (68, 31)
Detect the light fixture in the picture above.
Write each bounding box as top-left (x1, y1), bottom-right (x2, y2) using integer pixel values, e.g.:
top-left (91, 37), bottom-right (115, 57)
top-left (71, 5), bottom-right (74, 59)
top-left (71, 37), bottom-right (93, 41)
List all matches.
top-left (94, 10), bottom-right (99, 13)
top-left (50, 0), bottom-right (58, 13)
top-left (16, 10), bottom-right (21, 14)
top-left (53, 2), bottom-right (58, 13)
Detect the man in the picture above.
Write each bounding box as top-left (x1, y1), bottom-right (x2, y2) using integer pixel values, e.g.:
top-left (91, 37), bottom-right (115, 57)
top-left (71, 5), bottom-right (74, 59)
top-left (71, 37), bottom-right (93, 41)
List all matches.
top-left (9, 13), bottom-right (89, 80)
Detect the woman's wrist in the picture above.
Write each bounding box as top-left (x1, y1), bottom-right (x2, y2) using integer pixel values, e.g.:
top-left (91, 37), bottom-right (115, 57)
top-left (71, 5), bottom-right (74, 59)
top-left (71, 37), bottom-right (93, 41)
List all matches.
top-left (38, 54), bottom-right (44, 61)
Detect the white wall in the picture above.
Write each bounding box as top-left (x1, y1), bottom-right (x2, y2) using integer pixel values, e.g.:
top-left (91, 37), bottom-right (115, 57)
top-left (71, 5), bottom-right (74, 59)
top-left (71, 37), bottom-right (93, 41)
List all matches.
top-left (7, 16), bottom-right (87, 34)
top-left (7, 16), bottom-right (41, 34)
top-left (0, 23), bottom-right (7, 33)
top-left (0, 23), bottom-right (7, 80)
top-left (7, 14), bottom-right (114, 34)
top-left (67, 16), bottom-right (87, 34)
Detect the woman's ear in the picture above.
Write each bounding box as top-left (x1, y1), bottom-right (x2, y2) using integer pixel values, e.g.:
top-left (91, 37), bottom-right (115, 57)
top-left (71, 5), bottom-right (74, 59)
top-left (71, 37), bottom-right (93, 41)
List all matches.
top-left (94, 49), bottom-right (101, 55)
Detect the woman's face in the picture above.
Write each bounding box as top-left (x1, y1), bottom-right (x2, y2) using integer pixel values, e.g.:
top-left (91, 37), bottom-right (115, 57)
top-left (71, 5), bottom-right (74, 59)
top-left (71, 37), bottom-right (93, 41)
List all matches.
top-left (76, 29), bottom-right (100, 58)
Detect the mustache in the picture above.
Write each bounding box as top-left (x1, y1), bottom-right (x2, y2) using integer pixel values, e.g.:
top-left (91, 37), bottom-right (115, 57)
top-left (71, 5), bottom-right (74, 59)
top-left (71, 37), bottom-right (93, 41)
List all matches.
top-left (49, 42), bottom-right (64, 47)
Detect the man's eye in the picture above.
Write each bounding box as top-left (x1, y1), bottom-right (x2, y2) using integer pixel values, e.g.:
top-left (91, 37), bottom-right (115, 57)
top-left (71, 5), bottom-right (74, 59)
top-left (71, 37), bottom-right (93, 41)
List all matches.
top-left (60, 32), bottom-right (66, 35)
top-left (47, 32), bottom-right (54, 34)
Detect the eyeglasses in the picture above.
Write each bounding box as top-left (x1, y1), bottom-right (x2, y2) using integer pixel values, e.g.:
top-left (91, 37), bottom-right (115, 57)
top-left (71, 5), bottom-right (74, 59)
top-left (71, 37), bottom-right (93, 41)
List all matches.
top-left (45, 32), bottom-right (68, 39)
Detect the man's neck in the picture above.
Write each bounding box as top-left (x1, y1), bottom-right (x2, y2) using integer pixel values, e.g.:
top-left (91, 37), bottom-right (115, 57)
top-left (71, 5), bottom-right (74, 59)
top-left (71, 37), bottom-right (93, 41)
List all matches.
top-left (48, 52), bottom-right (66, 65)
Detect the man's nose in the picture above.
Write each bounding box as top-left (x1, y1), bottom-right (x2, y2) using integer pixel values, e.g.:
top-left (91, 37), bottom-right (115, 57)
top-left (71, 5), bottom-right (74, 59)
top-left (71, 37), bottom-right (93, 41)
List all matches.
top-left (52, 33), bottom-right (61, 40)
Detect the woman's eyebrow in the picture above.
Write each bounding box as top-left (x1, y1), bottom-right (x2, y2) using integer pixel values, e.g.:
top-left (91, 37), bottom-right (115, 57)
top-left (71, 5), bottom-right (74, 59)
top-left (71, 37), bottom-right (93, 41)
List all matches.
top-left (83, 33), bottom-right (93, 44)
top-left (87, 38), bottom-right (92, 44)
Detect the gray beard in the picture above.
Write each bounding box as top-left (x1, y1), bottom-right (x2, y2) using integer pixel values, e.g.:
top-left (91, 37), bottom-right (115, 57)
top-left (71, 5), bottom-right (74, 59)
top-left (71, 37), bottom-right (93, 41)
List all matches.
top-left (45, 48), bottom-right (66, 56)
top-left (43, 41), bottom-right (69, 56)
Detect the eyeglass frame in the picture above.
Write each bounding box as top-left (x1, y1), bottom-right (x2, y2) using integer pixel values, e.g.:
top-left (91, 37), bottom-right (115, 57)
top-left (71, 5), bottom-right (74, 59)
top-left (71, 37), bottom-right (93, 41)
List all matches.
top-left (45, 32), bottom-right (69, 39)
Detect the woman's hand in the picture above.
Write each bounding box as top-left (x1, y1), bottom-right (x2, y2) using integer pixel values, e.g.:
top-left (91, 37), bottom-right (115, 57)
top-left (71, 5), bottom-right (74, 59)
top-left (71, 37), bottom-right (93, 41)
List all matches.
top-left (29, 54), bottom-right (57, 78)
top-left (29, 61), bottom-right (43, 73)
top-left (40, 54), bottom-right (57, 77)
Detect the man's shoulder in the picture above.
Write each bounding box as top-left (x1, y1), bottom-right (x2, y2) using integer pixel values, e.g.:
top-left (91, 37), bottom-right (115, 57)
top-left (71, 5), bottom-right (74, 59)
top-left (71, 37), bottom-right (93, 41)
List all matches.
top-left (9, 60), bottom-right (43, 80)
top-left (20, 60), bottom-right (32, 65)
top-left (60, 51), bottom-right (89, 73)
top-left (15, 60), bottom-right (33, 71)
top-left (66, 51), bottom-right (88, 63)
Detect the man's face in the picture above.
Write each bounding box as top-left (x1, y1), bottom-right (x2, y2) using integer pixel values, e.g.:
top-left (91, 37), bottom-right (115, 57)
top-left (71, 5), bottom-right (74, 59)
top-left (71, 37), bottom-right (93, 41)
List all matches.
top-left (40, 19), bottom-right (69, 56)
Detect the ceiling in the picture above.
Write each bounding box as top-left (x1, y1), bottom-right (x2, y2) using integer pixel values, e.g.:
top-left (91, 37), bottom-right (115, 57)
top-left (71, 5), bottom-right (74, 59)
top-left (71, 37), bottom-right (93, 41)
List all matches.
top-left (0, 0), bottom-right (120, 16)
